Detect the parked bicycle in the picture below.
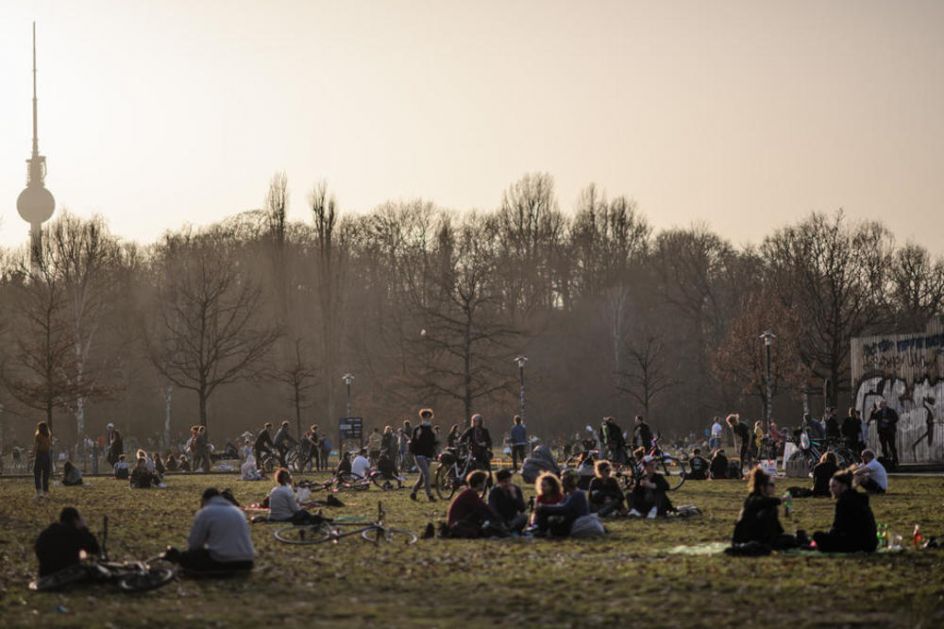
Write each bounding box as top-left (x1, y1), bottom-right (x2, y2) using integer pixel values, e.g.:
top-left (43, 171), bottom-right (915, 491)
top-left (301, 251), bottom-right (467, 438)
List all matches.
top-left (274, 501), bottom-right (417, 545)
top-left (434, 445), bottom-right (491, 500)
top-left (29, 516), bottom-right (175, 593)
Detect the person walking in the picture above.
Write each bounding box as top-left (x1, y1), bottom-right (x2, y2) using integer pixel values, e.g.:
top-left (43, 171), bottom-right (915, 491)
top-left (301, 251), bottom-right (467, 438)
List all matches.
top-left (410, 409), bottom-right (437, 502)
top-left (509, 416), bottom-right (528, 472)
top-left (32, 422), bottom-right (53, 499)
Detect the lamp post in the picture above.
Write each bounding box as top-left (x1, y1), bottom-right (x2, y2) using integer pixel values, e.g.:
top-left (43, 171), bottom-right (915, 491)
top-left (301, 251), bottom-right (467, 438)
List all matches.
top-left (342, 373), bottom-right (354, 417)
top-left (759, 330), bottom-right (776, 432)
top-left (514, 356), bottom-right (528, 422)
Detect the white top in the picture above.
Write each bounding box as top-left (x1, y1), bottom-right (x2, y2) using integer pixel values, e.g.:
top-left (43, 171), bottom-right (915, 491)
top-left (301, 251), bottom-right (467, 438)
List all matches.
top-left (267, 484), bottom-right (299, 521)
top-left (861, 458), bottom-right (888, 490)
top-left (711, 422), bottom-right (723, 437)
top-left (187, 496), bottom-right (254, 562)
top-left (241, 457), bottom-right (261, 481)
top-left (352, 455), bottom-right (371, 478)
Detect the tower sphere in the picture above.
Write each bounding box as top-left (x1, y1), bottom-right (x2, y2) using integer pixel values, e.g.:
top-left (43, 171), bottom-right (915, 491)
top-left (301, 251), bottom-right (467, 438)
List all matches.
top-left (17, 185), bottom-right (55, 224)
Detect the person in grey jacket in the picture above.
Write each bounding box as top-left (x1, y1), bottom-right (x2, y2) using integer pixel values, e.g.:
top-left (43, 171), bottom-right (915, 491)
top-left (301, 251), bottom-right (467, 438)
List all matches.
top-left (521, 445), bottom-right (560, 484)
top-left (164, 488), bottom-right (254, 574)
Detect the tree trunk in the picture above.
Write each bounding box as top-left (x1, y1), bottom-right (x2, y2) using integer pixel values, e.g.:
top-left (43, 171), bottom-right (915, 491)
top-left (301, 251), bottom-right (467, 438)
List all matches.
top-left (163, 385), bottom-right (173, 449)
top-left (199, 389), bottom-right (208, 431)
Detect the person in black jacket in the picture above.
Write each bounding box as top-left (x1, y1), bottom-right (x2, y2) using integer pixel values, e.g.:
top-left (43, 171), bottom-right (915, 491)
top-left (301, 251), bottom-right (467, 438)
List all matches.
top-left (632, 416), bottom-right (654, 451)
top-left (726, 414), bottom-right (752, 472)
top-left (253, 423), bottom-right (274, 468)
top-left (459, 414), bottom-right (493, 466)
top-left (812, 467), bottom-right (878, 553)
top-left (628, 456), bottom-right (673, 518)
top-left (687, 448), bottom-right (709, 480)
top-left (811, 452), bottom-right (839, 497)
top-left (587, 460), bottom-right (626, 517)
top-left (824, 407), bottom-right (841, 442)
top-left (35, 507), bottom-right (101, 577)
top-left (731, 467), bottom-right (797, 550)
top-left (410, 409), bottom-right (438, 502)
top-left (709, 449), bottom-right (729, 479)
top-left (599, 416), bottom-right (627, 464)
top-left (870, 400), bottom-right (899, 466)
top-left (841, 408), bottom-right (862, 452)
top-left (487, 468), bottom-right (527, 531)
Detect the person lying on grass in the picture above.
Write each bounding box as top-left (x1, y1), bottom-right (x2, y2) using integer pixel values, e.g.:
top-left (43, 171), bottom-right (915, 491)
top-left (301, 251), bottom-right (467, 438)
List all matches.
top-left (811, 467), bottom-right (878, 553)
top-left (628, 456), bottom-right (674, 518)
top-left (267, 468), bottom-right (320, 524)
top-left (530, 470), bottom-right (589, 537)
top-left (164, 488), bottom-right (254, 575)
top-left (446, 470), bottom-right (503, 538)
top-left (731, 466), bottom-right (799, 551)
top-left (587, 460), bottom-right (626, 517)
top-left (35, 507), bottom-right (100, 577)
top-left (487, 468), bottom-right (528, 532)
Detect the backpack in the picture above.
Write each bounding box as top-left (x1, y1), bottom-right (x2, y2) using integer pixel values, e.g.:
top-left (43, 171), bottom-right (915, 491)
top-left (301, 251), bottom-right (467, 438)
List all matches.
top-left (570, 513), bottom-right (606, 538)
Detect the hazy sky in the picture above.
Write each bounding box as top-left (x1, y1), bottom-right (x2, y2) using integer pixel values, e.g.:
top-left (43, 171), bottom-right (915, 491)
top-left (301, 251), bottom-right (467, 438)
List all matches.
top-left (1, 0), bottom-right (942, 252)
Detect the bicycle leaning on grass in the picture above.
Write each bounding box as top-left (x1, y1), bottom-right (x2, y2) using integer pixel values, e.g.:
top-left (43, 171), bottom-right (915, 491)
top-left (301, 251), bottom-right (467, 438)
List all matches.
top-left (273, 501), bottom-right (417, 545)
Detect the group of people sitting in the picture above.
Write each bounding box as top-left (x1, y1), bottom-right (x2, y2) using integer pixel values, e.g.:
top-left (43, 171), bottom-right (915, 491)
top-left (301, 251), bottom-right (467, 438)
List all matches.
top-left (731, 453), bottom-right (887, 555)
top-left (113, 449), bottom-right (166, 488)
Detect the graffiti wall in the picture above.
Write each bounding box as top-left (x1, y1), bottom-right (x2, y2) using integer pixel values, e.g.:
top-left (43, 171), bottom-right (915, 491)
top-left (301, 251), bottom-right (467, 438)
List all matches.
top-left (851, 320), bottom-right (944, 464)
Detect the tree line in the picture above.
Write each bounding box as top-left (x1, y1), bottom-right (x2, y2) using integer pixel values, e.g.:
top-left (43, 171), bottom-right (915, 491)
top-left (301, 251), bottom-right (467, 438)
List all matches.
top-left (1, 172), bottom-right (942, 449)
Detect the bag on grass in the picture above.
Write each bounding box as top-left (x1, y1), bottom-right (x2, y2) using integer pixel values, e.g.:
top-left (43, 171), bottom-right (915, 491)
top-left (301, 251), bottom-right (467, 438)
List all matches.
top-left (570, 514), bottom-right (606, 538)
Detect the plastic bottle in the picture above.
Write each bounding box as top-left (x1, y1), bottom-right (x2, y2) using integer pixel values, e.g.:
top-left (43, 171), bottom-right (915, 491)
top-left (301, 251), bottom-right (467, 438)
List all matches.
top-left (783, 492), bottom-right (793, 519)
top-left (913, 525), bottom-right (924, 549)
top-left (877, 523), bottom-right (886, 549)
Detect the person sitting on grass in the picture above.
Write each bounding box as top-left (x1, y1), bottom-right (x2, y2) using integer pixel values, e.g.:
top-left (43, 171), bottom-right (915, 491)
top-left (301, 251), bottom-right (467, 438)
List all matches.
top-left (446, 470), bottom-right (501, 538)
top-left (731, 466), bottom-right (798, 551)
top-left (153, 452), bottom-right (166, 476)
top-left (336, 451), bottom-right (352, 477)
top-left (852, 449), bottom-right (887, 495)
top-left (130, 456), bottom-right (161, 488)
top-left (628, 456), bottom-right (674, 518)
top-left (61, 460), bottom-right (83, 486)
top-left (587, 460), bottom-right (626, 517)
top-left (532, 471), bottom-right (564, 524)
top-left (351, 448), bottom-right (371, 479)
top-left (520, 444), bottom-right (560, 484)
top-left (240, 454), bottom-right (263, 481)
top-left (687, 448), bottom-right (709, 480)
top-left (165, 452), bottom-right (179, 472)
top-left (35, 507), bottom-right (101, 577)
top-left (811, 468), bottom-right (878, 553)
top-left (164, 488), bottom-right (254, 575)
top-left (178, 454), bottom-right (192, 472)
top-left (576, 451), bottom-right (597, 490)
top-left (267, 469), bottom-right (318, 524)
top-left (812, 452), bottom-right (839, 497)
top-left (113, 454), bottom-right (130, 480)
top-left (487, 468), bottom-right (528, 532)
top-left (531, 470), bottom-right (589, 537)
top-left (709, 449), bottom-right (729, 479)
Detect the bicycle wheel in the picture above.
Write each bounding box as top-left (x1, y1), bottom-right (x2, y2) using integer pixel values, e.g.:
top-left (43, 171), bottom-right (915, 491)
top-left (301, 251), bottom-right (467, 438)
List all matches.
top-left (118, 567), bottom-right (175, 593)
top-left (659, 456), bottom-right (686, 491)
top-left (360, 526), bottom-right (418, 545)
top-left (335, 472), bottom-right (370, 491)
top-left (274, 524), bottom-right (333, 544)
top-left (434, 464), bottom-right (459, 500)
top-left (29, 563), bottom-right (90, 592)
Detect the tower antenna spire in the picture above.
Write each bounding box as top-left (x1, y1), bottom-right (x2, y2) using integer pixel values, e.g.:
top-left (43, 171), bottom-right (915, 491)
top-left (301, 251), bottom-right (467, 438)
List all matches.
top-left (32, 21), bottom-right (39, 157)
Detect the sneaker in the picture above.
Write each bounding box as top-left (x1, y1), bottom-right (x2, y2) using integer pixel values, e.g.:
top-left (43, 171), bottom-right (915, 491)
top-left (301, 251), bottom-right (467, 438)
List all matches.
top-left (627, 508), bottom-right (642, 518)
top-left (647, 507), bottom-right (658, 520)
top-left (422, 523), bottom-right (435, 539)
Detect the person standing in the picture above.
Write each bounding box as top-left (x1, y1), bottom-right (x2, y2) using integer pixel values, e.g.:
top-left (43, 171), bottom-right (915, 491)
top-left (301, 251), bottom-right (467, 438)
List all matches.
top-left (401, 420), bottom-right (415, 472)
top-left (460, 414), bottom-right (493, 467)
top-left (599, 416), bottom-right (626, 464)
top-left (253, 423), bottom-right (274, 469)
top-left (107, 429), bottom-right (124, 469)
top-left (410, 409), bottom-right (437, 502)
top-left (841, 408), bottom-right (862, 452)
top-left (726, 414), bottom-right (752, 472)
top-left (308, 425), bottom-right (321, 470)
top-left (196, 426), bottom-right (211, 472)
top-left (32, 422), bottom-right (53, 499)
top-left (870, 400), bottom-right (899, 466)
top-left (509, 416), bottom-right (528, 472)
top-left (320, 434), bottom-right (332, 471)
top-left (632, 416), bottom-right (654, 451)
top-left (273, 421), bottom-right (297, 468)
top-left (367, 428), bottom-right (383, 464)
top-left (709, 417), bottom-right (723, 450)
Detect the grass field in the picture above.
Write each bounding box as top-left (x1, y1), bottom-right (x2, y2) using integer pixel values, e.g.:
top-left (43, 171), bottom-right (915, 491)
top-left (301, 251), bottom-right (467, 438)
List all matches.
top-left (0, 471), bottom-right (942, 628)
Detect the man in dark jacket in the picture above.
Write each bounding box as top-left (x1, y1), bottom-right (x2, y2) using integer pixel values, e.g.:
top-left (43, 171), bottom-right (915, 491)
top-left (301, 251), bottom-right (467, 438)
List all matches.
top-left (813, 469), bottom-right (878, 553)
top-left (253, 423), bottom-right (274, 468)
top-left (410, 409), bottom-right (438, 502)
top-left (824, 408), bottom-right (841, 442)
top-left (273, 421), bottom-right (297, 468)
top-left (870, 400), bottom-right (899, 465)
top-left (459, 414), bottom-right (492, 466)
top-left (35, 507), bottom-right (101, 577)
top-left (633, 415), bottom-right (654, 450)
top-left (487, 469), bottom-right (527, 531)
top-left (841, 409), bottom-right (862, 452)
top-left (599, 416), bottom-right (626, 464)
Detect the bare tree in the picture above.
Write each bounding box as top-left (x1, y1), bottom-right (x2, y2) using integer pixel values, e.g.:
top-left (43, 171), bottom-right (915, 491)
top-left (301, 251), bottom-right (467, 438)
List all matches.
top-left (145, 231), bottom-right (281, 431)
top-left (617, 333), bottom-right (678, 417)
top-left (270, 337), bottom-right (318, 437)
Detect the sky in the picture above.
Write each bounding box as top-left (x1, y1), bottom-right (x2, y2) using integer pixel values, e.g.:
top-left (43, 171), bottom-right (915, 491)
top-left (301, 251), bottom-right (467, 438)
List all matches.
top-left (1, 0), bottom-right (942, 252)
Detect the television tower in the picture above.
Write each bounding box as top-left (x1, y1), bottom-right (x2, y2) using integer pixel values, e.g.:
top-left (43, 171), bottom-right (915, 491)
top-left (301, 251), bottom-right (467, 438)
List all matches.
top-left (16, 22), bottom-right (55, 268)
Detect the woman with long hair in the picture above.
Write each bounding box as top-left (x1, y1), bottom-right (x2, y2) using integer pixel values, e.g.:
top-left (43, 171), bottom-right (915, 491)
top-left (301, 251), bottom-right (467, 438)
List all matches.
top-left (32, 421), bottom-right (53, 498)
top-left (731, 466), bottom-right (797, 550)
top-left (812, 467), bottom-right (878, 553)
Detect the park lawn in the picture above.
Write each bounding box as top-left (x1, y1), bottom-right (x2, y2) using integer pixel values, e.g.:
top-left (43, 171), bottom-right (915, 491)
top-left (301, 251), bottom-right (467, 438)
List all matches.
top-left (0, 473), bottom-right (942, 628)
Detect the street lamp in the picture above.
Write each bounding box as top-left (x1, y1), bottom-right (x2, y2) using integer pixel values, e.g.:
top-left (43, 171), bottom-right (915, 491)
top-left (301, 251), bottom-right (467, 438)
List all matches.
top-left (342, 373), bottom-right (354, 417)
top-left (759, 330), bottom-right (776, 431)
top-left (514, 356), bottom-right (528, 422)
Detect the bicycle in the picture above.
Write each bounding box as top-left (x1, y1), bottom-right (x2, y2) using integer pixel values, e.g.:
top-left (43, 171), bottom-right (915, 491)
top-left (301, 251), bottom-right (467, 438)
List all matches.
top-left (434, 445), bottom-right (491, 500)
top-left (615, 439), bottom-right (687, 491)
top-left (274, 501), bottom-right (417, 545)
top-left (785, 429), bottom-right (856, 476)
top-left (29, 516), bottom-right (175, 593)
